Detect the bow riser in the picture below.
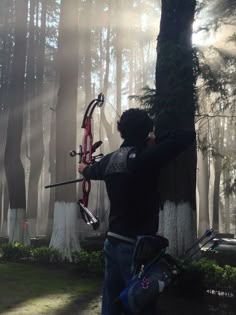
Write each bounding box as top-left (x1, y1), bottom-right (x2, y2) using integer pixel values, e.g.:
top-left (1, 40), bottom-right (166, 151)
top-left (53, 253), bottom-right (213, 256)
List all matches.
top-left (82, 118), bottom-right (93, 165)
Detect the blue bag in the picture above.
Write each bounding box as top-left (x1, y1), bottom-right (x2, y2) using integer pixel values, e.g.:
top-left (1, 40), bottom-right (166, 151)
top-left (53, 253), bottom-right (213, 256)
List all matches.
top-left (118, 235), bottom-right (177, 315)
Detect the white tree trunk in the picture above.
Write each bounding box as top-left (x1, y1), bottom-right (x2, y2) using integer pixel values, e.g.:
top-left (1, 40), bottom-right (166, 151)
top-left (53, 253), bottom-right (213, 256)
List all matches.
top-left (49, 201), bottom-right (80, 261)
top-left (158, 201), bottom-right (197, 257)
top-left (8, 208), bottom-right (30, 245)
top-left (28, 218), bottom-right (37, 237)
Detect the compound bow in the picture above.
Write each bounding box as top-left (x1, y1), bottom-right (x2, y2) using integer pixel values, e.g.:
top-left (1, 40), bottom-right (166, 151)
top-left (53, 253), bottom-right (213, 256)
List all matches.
top-left (45, 93), bottom-right (105, 230)
top-left (77, 93), bottom-right (104, 230)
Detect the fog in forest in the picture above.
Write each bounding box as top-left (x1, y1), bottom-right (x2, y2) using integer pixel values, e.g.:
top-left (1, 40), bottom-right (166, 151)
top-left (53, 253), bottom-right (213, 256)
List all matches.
top-left (0, 0), bottom-right (236, 244)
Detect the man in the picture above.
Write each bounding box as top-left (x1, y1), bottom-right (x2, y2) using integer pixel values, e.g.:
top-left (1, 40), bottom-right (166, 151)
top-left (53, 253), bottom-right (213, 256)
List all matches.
top-left (78, 108), bottom-right (195, 315)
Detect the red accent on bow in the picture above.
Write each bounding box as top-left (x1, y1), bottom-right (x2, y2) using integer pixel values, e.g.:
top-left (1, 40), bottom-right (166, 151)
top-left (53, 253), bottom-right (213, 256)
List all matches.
top-left (79, 93), bottom-right (104, 229)
top-left (81, 117), bottom-right (92, 206)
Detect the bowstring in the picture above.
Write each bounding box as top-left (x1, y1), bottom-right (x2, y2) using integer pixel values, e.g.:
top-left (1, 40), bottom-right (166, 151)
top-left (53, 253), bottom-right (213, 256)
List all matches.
top-left (91, 94), bottom-right (121, 220)
top-left (94, 95), bottom-right (120, 220)
top-left (104, 96), bottom-right (121, 119)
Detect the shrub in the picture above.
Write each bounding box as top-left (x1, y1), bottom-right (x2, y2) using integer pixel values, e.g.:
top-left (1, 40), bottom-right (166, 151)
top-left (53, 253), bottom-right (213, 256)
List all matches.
top-left (72, 250), bottom-right (104, 274)
top-left (88, 251), bottom-right (104, 274)
top-left (32, 247), bottom-right (63, 264)
top-left (0, 242), bottom-right (32, 260)
top-left (184, 258), bottom-right (236, 296)
top-left (178, 262), bottom-right (206, 296)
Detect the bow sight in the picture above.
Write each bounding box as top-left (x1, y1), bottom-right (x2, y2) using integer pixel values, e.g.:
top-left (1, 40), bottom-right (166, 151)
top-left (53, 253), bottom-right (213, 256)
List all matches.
top-left (45, 93), bottom-right (105, 230)
top-left (69, 140), bottom-right (103, 163)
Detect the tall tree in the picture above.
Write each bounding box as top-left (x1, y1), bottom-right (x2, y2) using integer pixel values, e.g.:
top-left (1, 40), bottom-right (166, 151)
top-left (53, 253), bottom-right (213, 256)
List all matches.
top-left (155, 0), bottom-right (197, 256)
top-left (197, 117), bottom-right (210, 235)
top-left (49, 0), bottom-right (80, 260)
top-left (212, 118), bottom-right (224, 231)
top-left (84, 0), bottom-right (92, 105)
top-left (26, 0), bottom-right (45, 236)
top-left (115, 0), bottom-right (123, 116)
top-left (4, 0), bottom-right (30, 244)
top-left (100, 0), bottom-right (119, 152)
top-left (34, 0), bottom-right (47, 233)
top-left (0, 0), bottom-right (12, 233)
top-left (44, 1), bottom-right (61, 237)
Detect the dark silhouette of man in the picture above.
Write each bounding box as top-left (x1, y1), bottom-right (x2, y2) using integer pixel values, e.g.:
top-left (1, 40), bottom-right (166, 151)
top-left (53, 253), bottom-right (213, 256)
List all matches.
top-left (79, 108), bottom-right (195, 315)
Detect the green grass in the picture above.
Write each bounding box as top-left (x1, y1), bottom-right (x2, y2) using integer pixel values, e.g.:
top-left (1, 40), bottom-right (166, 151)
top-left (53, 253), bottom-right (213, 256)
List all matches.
top-left (0, 262), bottom-right (102, 315)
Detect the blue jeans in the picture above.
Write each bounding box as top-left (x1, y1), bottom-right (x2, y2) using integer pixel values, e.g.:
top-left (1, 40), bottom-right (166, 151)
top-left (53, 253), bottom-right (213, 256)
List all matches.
top-left (101, 238), bottom-right (134, 315)
top-left (101, 238), bottom-right (156, 315)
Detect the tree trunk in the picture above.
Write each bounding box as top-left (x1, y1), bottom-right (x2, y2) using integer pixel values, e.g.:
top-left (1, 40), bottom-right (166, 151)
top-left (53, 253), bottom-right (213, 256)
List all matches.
top-left (233, 195), bottom-right (236, 235)
top-left (26, 0), bottom-right (45, 236)
top-left (212, 119), bottom-right (224, 231)
top-left (0, 0), bottom-right (11, 110)
top-left (115, 0), bottom-right (123, 116)
top-left (84, 0), bottom-right (92, 105)
top-left (223, 168), bottom-right (230, 233)
top-left (49, 0), bottom-right (80, 260)
top-left (47, 86), bottom-right (56, 238)
top-left (4, 0), bottom-right (30, 245)
top-left (197, 118), bottom-right (210, 235)
top-left (99, 29), bottom-right (103, 92)
top-left (156, 0), bottom-right (197, 256)
top-left (34, 0), bottom-right (47, 234)
top-left (101, 0), bottom-right (117, 152)
top-left (129, 48), bottom-right (134, 106)
top-left (0, 0), bottom-right (12, 234)
top-left (213, 158), bottom-right (222, 231)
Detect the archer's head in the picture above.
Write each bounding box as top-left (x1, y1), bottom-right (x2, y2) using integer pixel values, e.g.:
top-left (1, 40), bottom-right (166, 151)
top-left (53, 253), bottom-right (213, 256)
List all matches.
top-left (117, 108), bottom-right (153, 145)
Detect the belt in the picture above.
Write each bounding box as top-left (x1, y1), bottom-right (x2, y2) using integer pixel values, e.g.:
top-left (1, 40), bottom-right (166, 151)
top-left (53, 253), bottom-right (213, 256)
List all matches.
top-left (107, 231), bottom-right (136, 245)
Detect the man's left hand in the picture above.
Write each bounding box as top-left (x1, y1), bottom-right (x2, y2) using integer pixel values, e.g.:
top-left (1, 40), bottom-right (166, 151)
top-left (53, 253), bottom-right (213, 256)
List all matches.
top-left (78, 162), bottom-right (87, 175)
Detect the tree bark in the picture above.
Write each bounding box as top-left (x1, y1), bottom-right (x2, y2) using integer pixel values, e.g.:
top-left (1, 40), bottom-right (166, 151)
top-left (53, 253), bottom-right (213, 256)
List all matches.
top-left (34, 0), bottom-right (47, 233)
top-left (26, 0), bottom-right (45, 237)
top-left (212, 119), bottom-right (224, 231)
top-left (47, 98), bottom-right (56, 238)
top-left (0, 0), bottom-right (12, 232)
top-left (223, 168), bottom-right (230, 233)
top-left (101, 1), bottom-right (117, 152)
top-left (197, 118), bottom-right (210, 236)
top-left (4, 0), bottom-right (30, 244)
top-left (50, 0), bottom-right (80, 260)
top-left (84, 0), bottom-right (92, 105)
top-left (156, 0), bottom-right (197, 256)
top-left (115, 0), bottom-right (123, 116)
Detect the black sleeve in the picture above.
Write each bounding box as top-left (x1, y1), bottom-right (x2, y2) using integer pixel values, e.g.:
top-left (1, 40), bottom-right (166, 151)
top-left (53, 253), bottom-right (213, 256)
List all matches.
top-left (82, 153), bottom-right (111, 180)
top-left (128, 129), bottom-right (195, 170)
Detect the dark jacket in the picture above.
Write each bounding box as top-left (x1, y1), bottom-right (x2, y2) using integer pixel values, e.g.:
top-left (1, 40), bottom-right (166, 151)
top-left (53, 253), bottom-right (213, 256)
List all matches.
top-left (83, 130), bottom-right (195, 239)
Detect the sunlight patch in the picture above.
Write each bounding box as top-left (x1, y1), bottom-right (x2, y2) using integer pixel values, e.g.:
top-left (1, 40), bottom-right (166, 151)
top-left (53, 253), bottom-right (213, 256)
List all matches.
top-left (2, 293), bottom-right (102, 315)
top-left (3, 293), bottom-right (71, 315)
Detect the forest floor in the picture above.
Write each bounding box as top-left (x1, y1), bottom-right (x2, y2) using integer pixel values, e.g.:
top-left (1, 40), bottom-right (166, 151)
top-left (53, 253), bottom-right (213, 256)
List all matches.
top-left (0, 262), bottom-right (102, 315)
top-left (0, 262), bottom-right (235, 315)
